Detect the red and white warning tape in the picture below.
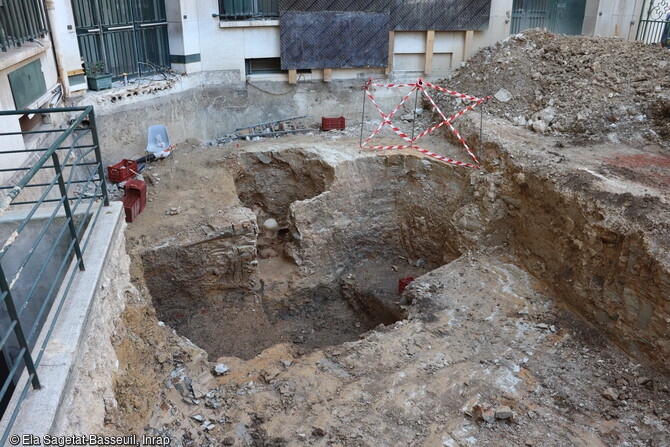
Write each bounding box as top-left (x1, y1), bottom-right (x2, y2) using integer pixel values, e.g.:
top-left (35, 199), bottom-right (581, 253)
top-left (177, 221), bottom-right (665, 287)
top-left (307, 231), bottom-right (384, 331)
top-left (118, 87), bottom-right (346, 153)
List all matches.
top-left (360, 78), bottom-right (489, 169)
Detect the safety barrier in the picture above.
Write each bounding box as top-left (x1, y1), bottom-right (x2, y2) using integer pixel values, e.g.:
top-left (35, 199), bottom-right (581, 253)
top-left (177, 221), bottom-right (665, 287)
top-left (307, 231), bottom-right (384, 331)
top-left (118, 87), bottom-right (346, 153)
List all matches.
top-left (360, 78), bottom-right (490, 169)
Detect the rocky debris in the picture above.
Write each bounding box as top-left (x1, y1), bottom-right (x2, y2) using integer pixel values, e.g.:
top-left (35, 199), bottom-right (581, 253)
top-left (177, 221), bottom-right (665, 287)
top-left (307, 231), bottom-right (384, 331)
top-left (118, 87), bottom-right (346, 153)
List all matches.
top-left (602, 387), bottom-right (620, 401)
top-left (438, 29), bottom-right (670, 146)
top-left (494, 88), bottom-right (513, 103)
top-left (494, 406), bottom-right (515, 421)
top-left (116, 135), bottom-right (670, 447)
top-left (473, 403), bottom-right (496, 423)
top-left (213, 363), bottom-right (230, 376)
top-left (262, 218), bottom-right (279, 231)
top-left (166, 207), bottom-right (180, 215)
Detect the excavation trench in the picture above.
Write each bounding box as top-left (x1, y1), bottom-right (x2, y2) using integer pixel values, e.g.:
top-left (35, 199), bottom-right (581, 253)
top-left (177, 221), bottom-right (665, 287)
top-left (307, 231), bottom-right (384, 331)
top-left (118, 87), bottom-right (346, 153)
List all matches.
top-left (137, 141), bottom-right (670, 373)
top-left (141, 149), bottom-right (464, 360)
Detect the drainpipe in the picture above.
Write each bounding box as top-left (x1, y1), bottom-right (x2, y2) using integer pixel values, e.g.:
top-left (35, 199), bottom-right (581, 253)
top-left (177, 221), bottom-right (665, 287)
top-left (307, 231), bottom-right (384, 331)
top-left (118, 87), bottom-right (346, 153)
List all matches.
top-left (43, 0), bottom-right (70, 99)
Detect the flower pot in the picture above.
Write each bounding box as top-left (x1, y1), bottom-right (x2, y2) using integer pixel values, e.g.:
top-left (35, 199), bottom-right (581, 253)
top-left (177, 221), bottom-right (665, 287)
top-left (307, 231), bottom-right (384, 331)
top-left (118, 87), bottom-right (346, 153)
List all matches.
top-left (87, 73), bottom-right (113, 91)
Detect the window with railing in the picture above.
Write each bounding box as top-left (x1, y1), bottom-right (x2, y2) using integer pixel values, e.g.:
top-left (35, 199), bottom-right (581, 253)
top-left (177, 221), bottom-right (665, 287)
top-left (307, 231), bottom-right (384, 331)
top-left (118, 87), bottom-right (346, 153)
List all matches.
top-left (0, 0), bottom-right (49, 52)
top-left (217, 0), bottom-right (279, 20)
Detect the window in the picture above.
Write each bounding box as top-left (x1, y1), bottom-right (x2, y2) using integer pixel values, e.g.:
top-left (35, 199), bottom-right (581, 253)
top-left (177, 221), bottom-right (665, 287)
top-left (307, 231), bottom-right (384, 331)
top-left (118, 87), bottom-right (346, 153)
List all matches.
top-left (245, 58), bottom-right (310, 76)
top-left (218, 0), bottom-right (279, 20)
top-left (245, 58), bottom-right (282, 75)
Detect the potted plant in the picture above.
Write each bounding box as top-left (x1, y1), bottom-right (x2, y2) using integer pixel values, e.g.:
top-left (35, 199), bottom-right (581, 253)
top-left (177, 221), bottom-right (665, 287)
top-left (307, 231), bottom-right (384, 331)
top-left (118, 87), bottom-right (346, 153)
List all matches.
top-left (85, 61), bottom-right (113, 91)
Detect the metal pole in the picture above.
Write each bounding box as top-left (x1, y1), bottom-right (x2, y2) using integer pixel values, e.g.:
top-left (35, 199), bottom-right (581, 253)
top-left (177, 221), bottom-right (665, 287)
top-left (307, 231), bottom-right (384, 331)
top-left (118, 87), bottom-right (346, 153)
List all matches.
top-left (479, 101), bottom-right (484, 165)
top-left (89, 109), bottom-right (110, 206)
top-left (411, 83), bottom-right (419, 142)
top-left (0, 269), bottom-right (41, 389)
top-left (359, 80), bottom-right (370, 149)
top-left (51, 152), bottom-right (85, 271)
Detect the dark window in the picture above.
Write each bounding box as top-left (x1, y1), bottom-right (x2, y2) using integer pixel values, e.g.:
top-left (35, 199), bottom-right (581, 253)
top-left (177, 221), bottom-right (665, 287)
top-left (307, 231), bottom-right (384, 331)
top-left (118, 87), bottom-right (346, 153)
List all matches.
top-left (245, 58), bottom-right (310, 75)
top-left (218, 0), bottom-right (279, 20)
top-left (245, 58), bottom-right (282, 75)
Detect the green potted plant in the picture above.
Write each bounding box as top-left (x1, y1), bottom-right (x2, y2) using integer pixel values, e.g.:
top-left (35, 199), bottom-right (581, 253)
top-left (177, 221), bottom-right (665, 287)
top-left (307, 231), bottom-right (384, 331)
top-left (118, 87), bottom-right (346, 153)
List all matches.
top-left (85, 61), bottom-right (113, 91)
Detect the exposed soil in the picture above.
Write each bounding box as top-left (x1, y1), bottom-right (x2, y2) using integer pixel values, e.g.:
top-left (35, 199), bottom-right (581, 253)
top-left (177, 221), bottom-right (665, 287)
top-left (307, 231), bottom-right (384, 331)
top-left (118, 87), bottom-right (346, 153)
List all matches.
top-left (438, 29), bottom-right (670, 147)
top-left (107, 30), bottom-right (670, 447)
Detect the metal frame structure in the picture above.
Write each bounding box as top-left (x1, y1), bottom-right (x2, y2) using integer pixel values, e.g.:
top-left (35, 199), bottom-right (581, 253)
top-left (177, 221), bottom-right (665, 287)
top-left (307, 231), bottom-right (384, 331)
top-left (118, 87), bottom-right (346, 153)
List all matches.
top-left (0, 106), bottom-right (109, 442)
top-left (0, 0), bottom-right (49, 52)
top-left (636, 0), bottom-right (670, 43)
top-left (71, 0), bottom-right (170, 78)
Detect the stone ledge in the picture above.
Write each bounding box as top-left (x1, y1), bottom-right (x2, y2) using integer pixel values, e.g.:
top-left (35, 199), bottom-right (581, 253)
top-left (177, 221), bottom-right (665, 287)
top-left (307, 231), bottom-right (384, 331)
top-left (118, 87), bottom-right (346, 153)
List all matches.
top-left (0, 39), bottom-right (51, 73)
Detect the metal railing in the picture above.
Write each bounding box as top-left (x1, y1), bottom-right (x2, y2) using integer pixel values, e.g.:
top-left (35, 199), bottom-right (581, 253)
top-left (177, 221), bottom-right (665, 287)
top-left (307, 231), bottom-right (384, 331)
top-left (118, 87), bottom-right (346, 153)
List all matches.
top-left (636, 0), bottom-right (670, 44)
top-left (0, 0), bottom-right (49, 52)
top-left (217, 0), bottom-right (279, 20)
top-left (510, 0), bottom-right (553, 34)
top-left (0, 106), bottom-right (109, 442)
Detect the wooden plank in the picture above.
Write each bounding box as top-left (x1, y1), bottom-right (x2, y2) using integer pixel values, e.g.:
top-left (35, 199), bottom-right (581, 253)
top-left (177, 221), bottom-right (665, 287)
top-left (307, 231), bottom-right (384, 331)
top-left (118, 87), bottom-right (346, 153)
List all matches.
top-left (288, 69), bottom-right (297, 84)
top-left (386, 31), bottom-right (395, 76)
top-left (323, 68), bottom-right (333, 83)
top-left (464, 30), bottom-right (474, 62)
top-left (424, 30), bottom-right (435, 75)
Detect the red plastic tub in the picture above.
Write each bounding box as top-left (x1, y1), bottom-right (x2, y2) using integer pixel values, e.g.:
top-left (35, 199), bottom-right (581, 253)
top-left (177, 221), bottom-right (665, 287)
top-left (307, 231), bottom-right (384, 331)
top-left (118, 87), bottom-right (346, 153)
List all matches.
top-left (123, 195), bottom-right (141, 223)
top-left (124, 179), bottom-right (146, 212)
top-left (107, 159), bottom-right (138, 183)
top-left (322, 117), bottom-right (346, 131)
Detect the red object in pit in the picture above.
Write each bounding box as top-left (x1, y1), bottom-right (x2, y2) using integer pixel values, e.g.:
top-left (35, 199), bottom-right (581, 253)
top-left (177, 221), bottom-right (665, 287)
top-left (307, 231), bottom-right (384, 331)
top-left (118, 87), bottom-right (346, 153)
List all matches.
top-left (124, 179), bottom-right (146, 211)
top-left (107, 159), bottom-right (138, 183)
top-left (398, 276), bottom-right (415, 294)
top-left (322, 117), bottom-right (346, 131)
top-left (123, 179), bottom-right (146, 222)
top-left (123, 196), bottom-right (141, 223)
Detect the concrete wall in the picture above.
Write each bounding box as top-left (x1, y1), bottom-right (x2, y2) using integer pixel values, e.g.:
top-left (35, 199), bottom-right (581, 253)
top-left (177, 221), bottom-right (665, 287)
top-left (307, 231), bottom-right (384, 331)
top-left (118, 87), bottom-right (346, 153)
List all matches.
top-left (583, 0), bottom-right (644, 39)
top-left (472, 0), bottom-right (513, 56)
top-left (163, 0), bottom-right (515, 82)
top-left (0, 38), bottom-right (60, 186)
top-left (73, 71), bottom-right (419, 166)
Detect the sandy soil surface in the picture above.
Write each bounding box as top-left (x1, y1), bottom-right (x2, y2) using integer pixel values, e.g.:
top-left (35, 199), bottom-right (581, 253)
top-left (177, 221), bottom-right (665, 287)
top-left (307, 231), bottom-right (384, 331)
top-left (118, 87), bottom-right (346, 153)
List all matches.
top-left (106, 30), bottom-right (670, 447)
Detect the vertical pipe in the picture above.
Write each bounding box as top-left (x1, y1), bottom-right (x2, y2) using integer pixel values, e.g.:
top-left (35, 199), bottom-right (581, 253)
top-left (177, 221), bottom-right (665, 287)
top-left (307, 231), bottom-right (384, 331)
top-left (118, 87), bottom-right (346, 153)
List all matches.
top-left (0, 269), bottom-right (41, 390)
top-left (51, 152), bottom-right (86, 271)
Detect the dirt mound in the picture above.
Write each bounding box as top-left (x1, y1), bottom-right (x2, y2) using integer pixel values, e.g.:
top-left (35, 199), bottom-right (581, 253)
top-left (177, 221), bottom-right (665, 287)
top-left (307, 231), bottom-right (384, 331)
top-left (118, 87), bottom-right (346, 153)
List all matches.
top-left (437, 29), bottom-right (670, 146)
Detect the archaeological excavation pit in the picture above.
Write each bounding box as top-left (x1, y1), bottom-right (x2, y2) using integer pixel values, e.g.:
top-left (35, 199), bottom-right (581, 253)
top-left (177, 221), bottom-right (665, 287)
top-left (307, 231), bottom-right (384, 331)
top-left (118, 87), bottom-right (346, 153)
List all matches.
top-left (138, 148), bottom-right (467, 360)
top-left (116, 128), bottom-right (670, 446)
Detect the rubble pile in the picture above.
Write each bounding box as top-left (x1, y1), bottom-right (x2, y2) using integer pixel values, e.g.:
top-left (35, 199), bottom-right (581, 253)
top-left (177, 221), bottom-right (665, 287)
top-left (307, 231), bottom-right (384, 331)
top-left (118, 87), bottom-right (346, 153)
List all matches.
top-left (438, 29), bottom-right (670, 146)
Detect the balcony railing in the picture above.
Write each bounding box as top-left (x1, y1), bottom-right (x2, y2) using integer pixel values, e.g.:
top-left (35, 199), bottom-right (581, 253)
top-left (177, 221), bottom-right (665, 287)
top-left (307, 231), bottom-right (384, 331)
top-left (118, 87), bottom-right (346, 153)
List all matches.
top-left (217, 0), bottom-right (279, 20)
top-left (0, 106), bottom-right (109, 443)
top-left (0, 0), bottom-right (49, 52)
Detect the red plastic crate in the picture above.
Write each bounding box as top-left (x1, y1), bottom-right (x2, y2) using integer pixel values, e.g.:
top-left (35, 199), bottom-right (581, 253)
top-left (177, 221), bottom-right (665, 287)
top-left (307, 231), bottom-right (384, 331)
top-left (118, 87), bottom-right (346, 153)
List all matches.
top-left (398, 276), bottom-right (415, 294)
top-left (124, 179), bottom-right (146, 212)
top-left (122, 195), bottom-right (141, 223)
top-left (107, 159), bottom-right (138, 183)
top-left (322, 117), bottom-right (346, 131)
